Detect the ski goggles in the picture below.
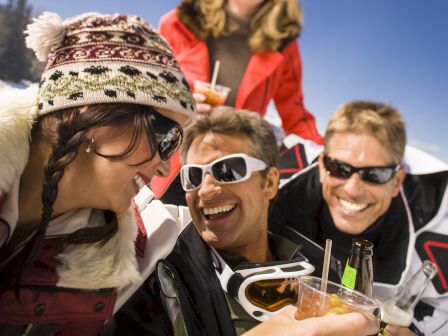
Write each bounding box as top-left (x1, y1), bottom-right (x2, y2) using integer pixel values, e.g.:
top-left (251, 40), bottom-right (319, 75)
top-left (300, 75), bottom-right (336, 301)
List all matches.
top-left (151, 111), bottom-right (183, 161)
top-left (210, 247), bottom-right (315, 321)
top-left (180, 153), bottom-right (267, 192)
top-left (323, 155), bottom-right (400, 184)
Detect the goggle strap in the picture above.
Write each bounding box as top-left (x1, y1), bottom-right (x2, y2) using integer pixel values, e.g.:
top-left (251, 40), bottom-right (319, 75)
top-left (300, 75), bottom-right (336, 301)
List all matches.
top-left (227, 273), bottom-right (244, 299)
top-left (210, 247), bottom-right (235, 293)
top-left (210, 247), bottom-right (247, 300)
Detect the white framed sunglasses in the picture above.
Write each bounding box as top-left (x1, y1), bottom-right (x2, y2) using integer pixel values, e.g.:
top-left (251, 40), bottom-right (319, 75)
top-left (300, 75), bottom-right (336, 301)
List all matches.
top-left (180, 153), bottom-right (267, 192)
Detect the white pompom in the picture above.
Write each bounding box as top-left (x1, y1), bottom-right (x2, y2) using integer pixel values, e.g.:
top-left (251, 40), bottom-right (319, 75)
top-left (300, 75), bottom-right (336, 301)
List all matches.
top-left (25, 12), bottom-right (65, 62)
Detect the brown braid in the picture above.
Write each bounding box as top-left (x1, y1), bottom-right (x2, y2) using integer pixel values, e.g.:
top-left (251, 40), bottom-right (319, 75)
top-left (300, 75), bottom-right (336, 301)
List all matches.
top-left (20, 108), bottom-right (89, 282)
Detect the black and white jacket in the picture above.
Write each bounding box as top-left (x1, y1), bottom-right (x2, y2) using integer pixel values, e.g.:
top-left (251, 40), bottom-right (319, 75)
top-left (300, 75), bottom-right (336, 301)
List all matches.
top-left (270, 135), bottom-right (448, 336)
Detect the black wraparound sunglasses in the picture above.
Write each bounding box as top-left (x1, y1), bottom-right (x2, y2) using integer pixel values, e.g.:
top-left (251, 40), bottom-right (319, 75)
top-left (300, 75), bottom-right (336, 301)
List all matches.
top-left (151, 112), bottom-right (183, 161)
top-left (322, 155), bottom-right (400, 184)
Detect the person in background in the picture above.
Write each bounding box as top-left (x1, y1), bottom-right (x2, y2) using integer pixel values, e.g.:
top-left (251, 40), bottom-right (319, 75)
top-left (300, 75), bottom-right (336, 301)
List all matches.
top-left (151, 0), bottom-right (323, 204)
top-left (270, 101), bottom-right (448, 336)
top-left (114, 108), bottom-right (379, 336)
top-left (0, 12), bottom-right (196, 335)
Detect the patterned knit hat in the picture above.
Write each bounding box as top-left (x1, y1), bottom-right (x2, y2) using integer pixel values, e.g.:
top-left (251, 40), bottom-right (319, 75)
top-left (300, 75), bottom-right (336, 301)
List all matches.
top-left (25, 12), bottom-right (196, 124)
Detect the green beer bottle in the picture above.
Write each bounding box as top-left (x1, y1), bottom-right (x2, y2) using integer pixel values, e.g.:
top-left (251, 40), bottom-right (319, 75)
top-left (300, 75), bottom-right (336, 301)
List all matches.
top-left (341, 239), bottom-right (374, 296)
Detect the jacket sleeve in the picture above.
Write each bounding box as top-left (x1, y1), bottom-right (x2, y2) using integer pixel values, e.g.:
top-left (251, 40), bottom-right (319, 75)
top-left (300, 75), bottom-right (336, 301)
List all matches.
top-left (111, 275), bottom-right (173, 336)
top-left (273, 41), bottom-right (323, 144)
top-left (415, 306), bottom-right (448, 336)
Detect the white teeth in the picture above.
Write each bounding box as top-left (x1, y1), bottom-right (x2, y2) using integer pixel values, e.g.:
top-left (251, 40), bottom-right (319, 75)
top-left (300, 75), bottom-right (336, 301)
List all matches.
top-left (339, 198), bottom-right (368, 212)
top-left (203, 204), bottom-right (235, 216)
top-left (133, 175), bottom-right (146, 189)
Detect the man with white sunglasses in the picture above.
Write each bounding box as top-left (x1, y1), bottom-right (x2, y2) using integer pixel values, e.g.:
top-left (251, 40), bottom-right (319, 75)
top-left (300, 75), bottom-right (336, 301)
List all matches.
top-left (113, 107), bottom-right (379, 336)
top-left (270, 100), bottom-right (448, 336)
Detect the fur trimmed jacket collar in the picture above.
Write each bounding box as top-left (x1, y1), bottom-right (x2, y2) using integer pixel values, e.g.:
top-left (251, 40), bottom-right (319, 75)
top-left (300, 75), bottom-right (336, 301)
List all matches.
top-left (0, 84), bottom-right (38, 195)
top-left (0, 84), bottom-right (141, 289)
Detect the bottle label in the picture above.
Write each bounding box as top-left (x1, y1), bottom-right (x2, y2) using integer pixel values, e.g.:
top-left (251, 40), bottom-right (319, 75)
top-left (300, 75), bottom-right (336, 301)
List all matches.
top-left (341, 260), bottom-right (357, 289)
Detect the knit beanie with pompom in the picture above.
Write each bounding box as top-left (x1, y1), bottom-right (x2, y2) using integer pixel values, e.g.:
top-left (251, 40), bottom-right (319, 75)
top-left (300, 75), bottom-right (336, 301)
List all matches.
top-left (25, 12), bottom-right (196, 124)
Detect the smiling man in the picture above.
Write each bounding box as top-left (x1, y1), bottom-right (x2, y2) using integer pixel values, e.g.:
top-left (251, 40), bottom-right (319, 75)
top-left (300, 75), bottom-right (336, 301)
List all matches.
top-left (270, 100), bottom-right (448, 336)
top-left (181, 118), bottom-right (278, 263)
top-left (154, 108), bottom-right (310, 335)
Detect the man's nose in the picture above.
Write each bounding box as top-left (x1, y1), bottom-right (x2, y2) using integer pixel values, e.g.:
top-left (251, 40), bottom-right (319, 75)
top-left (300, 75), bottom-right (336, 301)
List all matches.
top-left (343, 172), bottom-right (366, 195)
top-left (198, 173), bottom-right (222, 200)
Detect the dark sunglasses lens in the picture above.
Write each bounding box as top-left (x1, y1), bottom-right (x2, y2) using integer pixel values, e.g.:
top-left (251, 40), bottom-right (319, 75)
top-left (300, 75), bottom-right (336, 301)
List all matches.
top-left (360, 168), bottom-right (395, 184)
top-left (324, 157), bottom-right (352, 179)
top-left (158, 126), bottom-right (182, 161)
top-left (185, 166), bottom-right (203, 190)
top-left (212, 157), bottom-right (247, 183)
top-left (246, 279), bottom-right (299, 312)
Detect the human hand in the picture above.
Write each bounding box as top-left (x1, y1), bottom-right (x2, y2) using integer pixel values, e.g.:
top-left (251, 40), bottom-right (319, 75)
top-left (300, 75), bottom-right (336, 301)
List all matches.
top-left (193, 93), bottom-right (211, 119)
top-left (242, 306), bottom-right (379, 336)
top-left (384, 324), bottom-right (418, 336)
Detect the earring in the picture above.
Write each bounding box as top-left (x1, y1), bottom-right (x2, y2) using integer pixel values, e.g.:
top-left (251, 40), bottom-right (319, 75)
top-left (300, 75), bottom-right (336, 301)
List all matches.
top-left (85, 136), bottom-right (95, 154)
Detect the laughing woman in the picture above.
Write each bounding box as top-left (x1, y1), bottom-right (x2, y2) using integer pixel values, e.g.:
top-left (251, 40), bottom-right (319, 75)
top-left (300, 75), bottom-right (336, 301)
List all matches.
top-left (0, 12), bottom-right (195, 335)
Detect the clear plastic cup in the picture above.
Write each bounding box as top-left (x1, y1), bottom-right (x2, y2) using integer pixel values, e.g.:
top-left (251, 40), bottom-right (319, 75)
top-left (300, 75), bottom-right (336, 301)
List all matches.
top-left (193, 80), bottom-right (231, 106)
top-left (295, 276), bottom-right (381, 321)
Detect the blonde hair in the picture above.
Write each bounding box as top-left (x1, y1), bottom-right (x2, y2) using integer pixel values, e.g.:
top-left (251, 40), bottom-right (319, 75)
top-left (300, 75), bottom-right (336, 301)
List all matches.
top-left (177, 0), bottom-right (303, 52)
top-left (325, 101), bottom-right (406, 164)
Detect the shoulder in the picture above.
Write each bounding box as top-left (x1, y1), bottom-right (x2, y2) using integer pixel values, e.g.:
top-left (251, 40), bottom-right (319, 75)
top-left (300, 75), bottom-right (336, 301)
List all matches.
top-left (276, 163), bottom-right (321, 206)
top-left (168, 223), bottom-right (208, 262)
top-left (159, 9), bottom-right (179, 29)
top-left (158, 9), bottom-right (198, 50)
top-left (403, 145), bottom-right (448, 176)
top-left (402, 145), bottom-right (448, 217)
top-left (159, 9), bottom-right (191, 38)
top-left (279, 39), bottom-right (300, 56)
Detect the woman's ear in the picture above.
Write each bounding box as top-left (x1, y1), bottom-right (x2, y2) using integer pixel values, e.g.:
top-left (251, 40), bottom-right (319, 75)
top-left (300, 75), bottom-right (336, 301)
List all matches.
top-left (264, 166), bottom-right (280, 200)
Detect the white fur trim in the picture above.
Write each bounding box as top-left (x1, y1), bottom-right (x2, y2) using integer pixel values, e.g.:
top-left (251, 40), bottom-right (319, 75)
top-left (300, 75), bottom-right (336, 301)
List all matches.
top-left (0, 84), bottom-right (39, 194)
top-left (113, 200), bottom-right (179, 312)
top-left (57, 208), bottom-right (141, 289)
top-left (25, 12), bottom-right (65, 62)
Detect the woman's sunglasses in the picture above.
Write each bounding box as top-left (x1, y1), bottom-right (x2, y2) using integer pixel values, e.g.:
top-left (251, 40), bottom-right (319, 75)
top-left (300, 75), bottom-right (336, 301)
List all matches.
top-left (151, 112), bottom-right (183, 161)
top-left (322, 155), bottom-right (400, 184)
top-left (180, 153), bottom-right (267, 192)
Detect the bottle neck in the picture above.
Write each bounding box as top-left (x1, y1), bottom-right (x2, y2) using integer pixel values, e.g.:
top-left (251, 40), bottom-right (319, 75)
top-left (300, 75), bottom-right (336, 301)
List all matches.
top-left (341, 239), bottom-right (374, 296)
top-left (393, 260), bottom-right (438, 311)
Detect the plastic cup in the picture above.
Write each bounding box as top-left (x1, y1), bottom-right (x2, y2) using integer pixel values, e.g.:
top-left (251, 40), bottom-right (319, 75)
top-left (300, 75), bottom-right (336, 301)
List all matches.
top-left (193, 80), bottom-right (231, 106)
top-left (295, 276), bottom-right (381, 321)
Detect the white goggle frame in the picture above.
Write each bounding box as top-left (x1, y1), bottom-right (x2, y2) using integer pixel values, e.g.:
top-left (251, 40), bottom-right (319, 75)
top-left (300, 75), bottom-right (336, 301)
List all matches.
top-left (210, 247), bottom-right (315, 321)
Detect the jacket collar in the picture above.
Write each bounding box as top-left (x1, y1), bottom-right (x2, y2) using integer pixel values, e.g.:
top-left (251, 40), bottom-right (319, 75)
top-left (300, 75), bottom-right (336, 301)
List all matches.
top-left (56, 208), bottom-right (141, 289)
top-left (0, 84), bottom-right (39, 195)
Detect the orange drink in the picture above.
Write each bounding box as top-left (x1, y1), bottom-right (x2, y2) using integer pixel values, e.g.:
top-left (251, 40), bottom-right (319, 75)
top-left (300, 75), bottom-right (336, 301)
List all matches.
top-left (295, 276), bottom-right (380, 321)
top-left (193, 80), bottom-right (231, 106)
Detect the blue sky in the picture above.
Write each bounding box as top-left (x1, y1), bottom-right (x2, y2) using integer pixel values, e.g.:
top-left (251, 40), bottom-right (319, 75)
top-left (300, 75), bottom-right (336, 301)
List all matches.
top-left (26, 0), bottom-right (448, 161)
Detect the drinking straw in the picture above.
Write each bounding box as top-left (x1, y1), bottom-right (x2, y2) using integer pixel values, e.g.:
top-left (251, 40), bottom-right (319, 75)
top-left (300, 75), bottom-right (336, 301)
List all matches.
top-left (320, 239), bottom-right (332, 293)
top-left (210, 60), bottom-right (221, 90)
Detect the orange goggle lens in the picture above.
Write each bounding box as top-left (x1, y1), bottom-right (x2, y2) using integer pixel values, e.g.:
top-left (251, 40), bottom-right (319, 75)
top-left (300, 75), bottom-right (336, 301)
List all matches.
top-left (245, 279), bottom-right (299, 312)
